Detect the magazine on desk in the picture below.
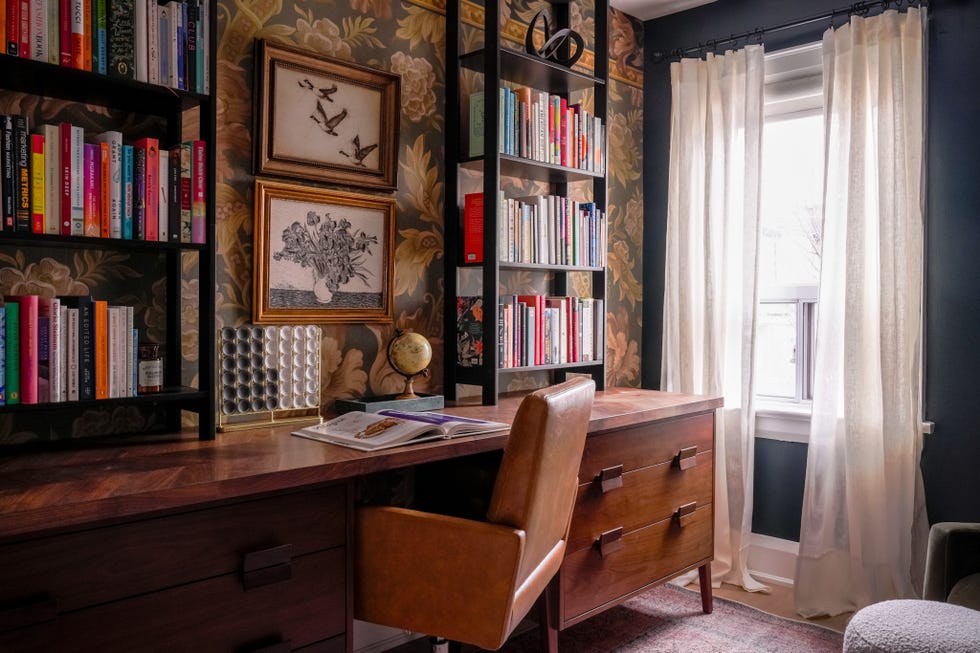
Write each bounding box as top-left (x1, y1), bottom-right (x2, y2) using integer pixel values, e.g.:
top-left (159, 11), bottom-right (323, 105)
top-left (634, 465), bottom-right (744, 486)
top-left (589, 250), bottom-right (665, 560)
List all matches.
top-left (292, 409), bottom-right (509, 451)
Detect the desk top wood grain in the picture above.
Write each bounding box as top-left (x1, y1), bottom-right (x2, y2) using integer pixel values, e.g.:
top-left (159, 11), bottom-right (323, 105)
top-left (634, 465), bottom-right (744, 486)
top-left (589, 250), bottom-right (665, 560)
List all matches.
top-left (0, 388), bottom-right (720, 544)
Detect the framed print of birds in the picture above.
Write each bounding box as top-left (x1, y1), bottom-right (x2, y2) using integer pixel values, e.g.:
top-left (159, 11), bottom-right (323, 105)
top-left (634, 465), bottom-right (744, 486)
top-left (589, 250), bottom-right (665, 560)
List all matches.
top-left (254, 40), bottom-right (400, 191)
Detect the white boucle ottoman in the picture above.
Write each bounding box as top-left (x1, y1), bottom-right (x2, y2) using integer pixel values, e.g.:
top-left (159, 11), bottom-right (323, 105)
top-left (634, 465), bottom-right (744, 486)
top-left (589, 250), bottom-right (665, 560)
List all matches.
top-left (843, 599), bottom-right (980, 653)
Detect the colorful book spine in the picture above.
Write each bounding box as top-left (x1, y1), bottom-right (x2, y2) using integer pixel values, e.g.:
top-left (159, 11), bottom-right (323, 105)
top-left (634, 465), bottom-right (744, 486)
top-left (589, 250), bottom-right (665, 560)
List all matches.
top-left (38, 124), bottom-right (60, 234)
top-left (82, 142), bottom-right (100, 237)
top-left (107, 0), bottom-right (134, 78)
top-left (177, 140), bottom-right (190, 242)
top-left (58, 0), bottom-right (71, 65)
top-left (13, 115), bottom-right (31, 232)
top-left (134, 137), bottom-right (158, 240)
top-left (121, 143), bottom-right (133, 239)
top-left (167, 144), bottom-right (179, 241)
top-left (16, 0), bottom-right (29, 56)
top-left (6, 0), bottom-right (19, 55)
top-left (95, 130), bottom-right (122, 238)
top-left (9, 294), bottom-right (38, 404)
top-left (46, 0), bottom-right (58, 63)
top-left (59, 295), bottom-right (93, 400)
top-left (93, 298), bottom-right (107, 399)
top-left (93, 0), bottom-right (107, 74)
top-left (29, 0), bottom-right (46, 61)
top-left (132, 143), bottom-right (145, 240)
top-left (59, 121), bottom-right (72, 234)
top-left (70, 124), bottom-right (84, 235)
top-left (157, 148), bottom-right (168, 241)
top-left (70, 0), bottom-right (83, 69)
top-left (191, 139), bottom-right (205, 243)
top-left (463, 192), bottom-right (483, 264)
top-left (82, 0), bottom-right (91, 69)
top-left (0, 305), bottom-right (4, 405)
top-left (65, 306), bottom-right (79, 401)
top-left (4, 300), bottom-right (19, 404)
top-left (1, 115), bottom-right (15, 230)
top-left (30, 132), bottom-right (43, 233)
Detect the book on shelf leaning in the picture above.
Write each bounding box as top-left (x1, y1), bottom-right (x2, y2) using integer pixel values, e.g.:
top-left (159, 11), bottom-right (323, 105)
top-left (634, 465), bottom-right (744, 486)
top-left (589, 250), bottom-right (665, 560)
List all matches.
top-left (292, 409), bottom-right (508, 452)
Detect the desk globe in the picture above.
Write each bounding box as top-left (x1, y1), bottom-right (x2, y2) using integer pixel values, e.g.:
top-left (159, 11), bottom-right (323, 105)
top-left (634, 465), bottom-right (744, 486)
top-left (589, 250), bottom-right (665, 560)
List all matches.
top-left (386, 329), bottom-right (432, 400)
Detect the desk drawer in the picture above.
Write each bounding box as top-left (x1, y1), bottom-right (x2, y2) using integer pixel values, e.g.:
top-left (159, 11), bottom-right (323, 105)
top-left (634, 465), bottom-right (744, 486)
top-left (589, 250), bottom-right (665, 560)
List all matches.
top-left (560, 504), bottom-right (712, 624)
top-left (579, 412), bottom-right (713, 481)
top-left (0, 547), bottom-right (347, 653)
top-left (0, 484), bottom-right (347, 617)
top-left (567, 451), bottom-right (712, 552)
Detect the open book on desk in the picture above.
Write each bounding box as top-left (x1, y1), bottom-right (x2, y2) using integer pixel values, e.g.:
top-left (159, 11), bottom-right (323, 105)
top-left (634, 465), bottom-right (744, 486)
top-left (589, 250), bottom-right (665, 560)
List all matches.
top-left (292, 409), bottom-right (509, 452)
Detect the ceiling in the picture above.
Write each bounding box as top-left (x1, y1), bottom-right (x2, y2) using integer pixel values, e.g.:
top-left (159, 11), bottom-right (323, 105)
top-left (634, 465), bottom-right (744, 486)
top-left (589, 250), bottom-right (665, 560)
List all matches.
top-left (609, 0), bottom-right (717, 21)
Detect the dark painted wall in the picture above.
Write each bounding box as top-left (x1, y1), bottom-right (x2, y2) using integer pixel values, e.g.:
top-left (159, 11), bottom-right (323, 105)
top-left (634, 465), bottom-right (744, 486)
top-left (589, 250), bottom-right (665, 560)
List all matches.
top-left (643, 0), bottom-right (980, 527)
top-left (752, 439), bottom-right (807, 541)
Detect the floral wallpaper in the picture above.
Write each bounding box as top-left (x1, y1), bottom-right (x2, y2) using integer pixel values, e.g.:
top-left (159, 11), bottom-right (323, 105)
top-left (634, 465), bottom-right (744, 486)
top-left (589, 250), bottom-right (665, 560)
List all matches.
top-left (0, 0), bottom-right (644, 444)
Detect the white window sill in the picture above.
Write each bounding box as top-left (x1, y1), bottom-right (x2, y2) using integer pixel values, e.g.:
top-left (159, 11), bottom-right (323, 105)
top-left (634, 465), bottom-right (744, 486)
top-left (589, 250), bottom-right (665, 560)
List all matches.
top-left (755, 399), bottom-right (811, 443)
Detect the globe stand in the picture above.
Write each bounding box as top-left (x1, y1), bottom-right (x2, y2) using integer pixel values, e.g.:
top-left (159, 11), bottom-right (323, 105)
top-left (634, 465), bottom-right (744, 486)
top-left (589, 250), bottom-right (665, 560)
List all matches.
top-left (395, 367), bottom-right (430, 400)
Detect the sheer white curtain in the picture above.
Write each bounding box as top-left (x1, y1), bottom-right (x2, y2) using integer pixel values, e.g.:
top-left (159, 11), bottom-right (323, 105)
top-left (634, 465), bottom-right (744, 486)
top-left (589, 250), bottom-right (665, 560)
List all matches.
top-left (662, 45), bottom-right (768, 592)
top-left (795, 8), bottom-right (928, 618)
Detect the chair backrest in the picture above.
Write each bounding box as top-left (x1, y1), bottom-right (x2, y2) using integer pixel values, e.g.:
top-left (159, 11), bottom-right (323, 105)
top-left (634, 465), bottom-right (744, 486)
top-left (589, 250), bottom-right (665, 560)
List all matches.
top-left (487, 377), bottom-right (596, 591)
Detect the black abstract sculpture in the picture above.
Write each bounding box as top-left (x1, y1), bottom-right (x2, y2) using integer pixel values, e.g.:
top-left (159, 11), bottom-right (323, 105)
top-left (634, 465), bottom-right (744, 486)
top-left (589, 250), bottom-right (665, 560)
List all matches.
top-left (524, 9), bottom-right (584, 68)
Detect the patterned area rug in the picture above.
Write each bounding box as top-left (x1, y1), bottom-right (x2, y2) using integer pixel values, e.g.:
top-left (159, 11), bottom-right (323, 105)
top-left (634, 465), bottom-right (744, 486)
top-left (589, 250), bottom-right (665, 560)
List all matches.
top-left (497, 583), bottom-right (843, 653)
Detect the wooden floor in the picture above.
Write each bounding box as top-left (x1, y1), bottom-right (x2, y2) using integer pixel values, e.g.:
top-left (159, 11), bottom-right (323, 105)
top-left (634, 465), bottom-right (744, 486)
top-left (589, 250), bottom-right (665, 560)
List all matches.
top-left (699, 581), bottom-right (853, 633)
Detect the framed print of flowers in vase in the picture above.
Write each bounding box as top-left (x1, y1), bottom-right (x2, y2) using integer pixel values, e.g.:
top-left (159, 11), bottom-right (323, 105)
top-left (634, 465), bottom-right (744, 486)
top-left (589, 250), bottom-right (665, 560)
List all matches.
top-left (253, 179), bottom-right (394, 324)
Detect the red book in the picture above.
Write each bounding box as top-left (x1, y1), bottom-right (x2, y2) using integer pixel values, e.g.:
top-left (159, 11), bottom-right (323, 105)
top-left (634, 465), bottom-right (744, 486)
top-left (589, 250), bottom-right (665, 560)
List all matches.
top-left (30, 133), bottom-right (44, 234)
top-left (517, 294), bottom-right (545, 366)
top-left (93, 299), bottom-right (108, 399)
top-left (16, 0), bottom-right (27, 57)
top-left (6, 0), bottom-right (17, 55)
top-left (82, 142), bottom-right (100, 237)
top-left (59, 0), bottom-right (71, 65)
top-left (463, 192), bottom-right (483, 264)
top-left (191, 139), bottom-right (206, 244)
top-left (8, 294), bottom-right (39, 404)
top-left (59, 122), bottom-right (72, 235)
top-left (559, 97), bottom-right (568, 167)
top-left (134, 138), bottom-right (159, 241)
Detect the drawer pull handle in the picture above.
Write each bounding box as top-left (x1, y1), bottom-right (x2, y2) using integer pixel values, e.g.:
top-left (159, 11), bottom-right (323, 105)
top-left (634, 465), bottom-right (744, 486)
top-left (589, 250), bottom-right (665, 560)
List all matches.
top-left (675, 446), bottom-right (698, 470)
top-left (597, 527), bottom-right (625, 557)
top-left (0, 593), bottom-right (57, 632)
top-left (242, 543), bottom-right (294, 590)
top-left (674, 501), bottom-right (698, 527)
top-left (597, 464), bottom-right (624, 493)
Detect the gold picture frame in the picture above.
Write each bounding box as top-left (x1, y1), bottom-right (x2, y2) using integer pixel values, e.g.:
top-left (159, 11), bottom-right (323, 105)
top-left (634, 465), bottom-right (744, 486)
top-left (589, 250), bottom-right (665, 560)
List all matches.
top-left (254, 39), bottom-right (400, 191)
top-left (253, 179), bottom-right (395, 324)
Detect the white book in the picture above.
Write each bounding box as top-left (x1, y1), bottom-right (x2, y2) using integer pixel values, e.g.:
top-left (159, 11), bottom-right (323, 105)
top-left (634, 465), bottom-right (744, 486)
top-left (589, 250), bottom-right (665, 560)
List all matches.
top-left (30, 0), bottom-right (48, 61)
top-left (94, 131), bottom-right (123, 238)
top-left (38, 124), bottom-right (61, 234)
top-left (134, 0), bottom-right (148, 82)
top-left (70, 125), bottom-right (84, 236)
top-left (66, 308), bottom-right (79, 401)
top-left (158, 3), bottom-right (171, 86)
top-left (125, 306), bottom-right (134, 397)
top-left (158, 149), bottom-right (169, 241)
top-left (47, 298), bottom-right (62, 403)
top-left (58, 304), bottom-right (68, 401)
top-left (147, 0), bottom-right (160, 85)
top-left (107, 306), bottom-right (121, 398)
top-left (167, 1), bottom-right (181, 88)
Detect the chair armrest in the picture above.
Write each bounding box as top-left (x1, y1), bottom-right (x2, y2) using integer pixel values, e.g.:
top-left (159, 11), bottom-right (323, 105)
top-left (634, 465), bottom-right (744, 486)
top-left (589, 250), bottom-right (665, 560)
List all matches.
top-left (923, 522), bottom-right (980, 601)
top-left (354, 505), bottom-right (525, 649)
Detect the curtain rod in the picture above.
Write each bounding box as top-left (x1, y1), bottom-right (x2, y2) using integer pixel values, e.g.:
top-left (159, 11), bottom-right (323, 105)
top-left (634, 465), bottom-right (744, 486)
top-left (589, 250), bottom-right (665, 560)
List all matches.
top-left (650, 0), bottom-right (925, 64)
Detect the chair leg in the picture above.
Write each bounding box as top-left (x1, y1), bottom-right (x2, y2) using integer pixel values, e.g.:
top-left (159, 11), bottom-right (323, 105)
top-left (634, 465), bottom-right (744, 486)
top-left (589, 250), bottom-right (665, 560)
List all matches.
top-left (429, 637), bottom-right (449, 653)
top-left (537, 579), bottom-right (559, 653)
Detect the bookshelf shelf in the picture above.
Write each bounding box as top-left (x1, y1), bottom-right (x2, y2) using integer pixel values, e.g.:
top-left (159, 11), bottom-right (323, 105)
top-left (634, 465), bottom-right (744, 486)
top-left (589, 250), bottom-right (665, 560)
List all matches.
top-left (0, 5), bottom-right (217, 444)
top-left (445, 0), bottom-right (609, 405)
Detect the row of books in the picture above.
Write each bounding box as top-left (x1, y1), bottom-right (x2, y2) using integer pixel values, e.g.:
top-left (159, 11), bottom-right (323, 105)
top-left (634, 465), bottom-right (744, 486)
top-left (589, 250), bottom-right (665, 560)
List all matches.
top-left (3, 0), bottom-right (210, 93)
top-left (497, 295), bottom-right (605, 369)
top-left (0, 115), bottom-right (206, 243)
top-left (469, 87), bottom-right (606, 174)
top-left (0, 294), bottom-right (148, 406)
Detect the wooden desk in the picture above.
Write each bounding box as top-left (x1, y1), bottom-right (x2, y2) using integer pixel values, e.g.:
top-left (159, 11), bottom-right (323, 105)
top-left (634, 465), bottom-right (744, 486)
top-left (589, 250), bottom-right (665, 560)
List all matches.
top-left (0, 388), bottom-right (720, 652)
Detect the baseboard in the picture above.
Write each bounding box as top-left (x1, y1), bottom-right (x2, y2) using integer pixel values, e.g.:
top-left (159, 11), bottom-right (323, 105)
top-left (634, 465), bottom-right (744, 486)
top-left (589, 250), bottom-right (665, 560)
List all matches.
top-left (747, 533), bottom-right (799, 587)
top-left (354, 620), bottom-right (423, 653)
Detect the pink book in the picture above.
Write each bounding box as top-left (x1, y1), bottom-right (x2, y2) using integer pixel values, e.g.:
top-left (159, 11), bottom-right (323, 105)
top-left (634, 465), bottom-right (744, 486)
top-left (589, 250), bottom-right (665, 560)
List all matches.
top-left (59, 122), bottom-right (72, 235)
top-left (83, 143), bottom-right (100, 237)
top-left (134, 137), bottom-right (159, 241)
top-left (191, 139), bottom-right (205, 244)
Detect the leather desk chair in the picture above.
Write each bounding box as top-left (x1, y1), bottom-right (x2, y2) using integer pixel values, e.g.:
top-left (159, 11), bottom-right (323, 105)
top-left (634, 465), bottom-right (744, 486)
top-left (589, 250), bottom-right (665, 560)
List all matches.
top-left (354, 377), bottom-right (596, 652)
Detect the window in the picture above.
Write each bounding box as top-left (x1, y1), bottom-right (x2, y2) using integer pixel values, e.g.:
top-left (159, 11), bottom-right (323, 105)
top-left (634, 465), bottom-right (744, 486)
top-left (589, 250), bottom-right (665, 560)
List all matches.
top-left (757, 43), bottom-right (823, 402)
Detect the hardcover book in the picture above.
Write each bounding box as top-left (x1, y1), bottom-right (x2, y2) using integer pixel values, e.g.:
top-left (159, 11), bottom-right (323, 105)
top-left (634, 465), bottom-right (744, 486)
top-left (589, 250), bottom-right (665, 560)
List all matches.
top-left (463, 192), bottom-right (483, 263)
top-left (1, 115), bottom-right (15, 230)
top-left (38, 124), bottom-right (60, 234)
top-left (13, 115), bottom-right (30, 232)
top-left (134, 137), bottom-right (158, 240)
top-left (93, 298), bottom-right (108, 399)
top-left (456, 296), bottom-right (483, 368)
top-left (191, 139), bottom-right (205, 243)
top-left (3, 300), bottom-right (18, 404)
top-left (468, 90), bottom-right (484, 157)
top-left (107, 0), bottom-right (135, 78)
top-left (59, 295), bottom-right (94, 400)
top-left (94, 130), bottom-right (123, 238)
top-left (8, 294), bottom-right (39, 404)
top-left (292, 410), bottom-right (507, 452)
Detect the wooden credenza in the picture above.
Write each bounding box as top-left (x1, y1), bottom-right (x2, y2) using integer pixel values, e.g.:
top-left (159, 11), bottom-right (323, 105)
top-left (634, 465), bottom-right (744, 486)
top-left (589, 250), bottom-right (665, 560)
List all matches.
top-left (0, 389), bottom-right (720, 652)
